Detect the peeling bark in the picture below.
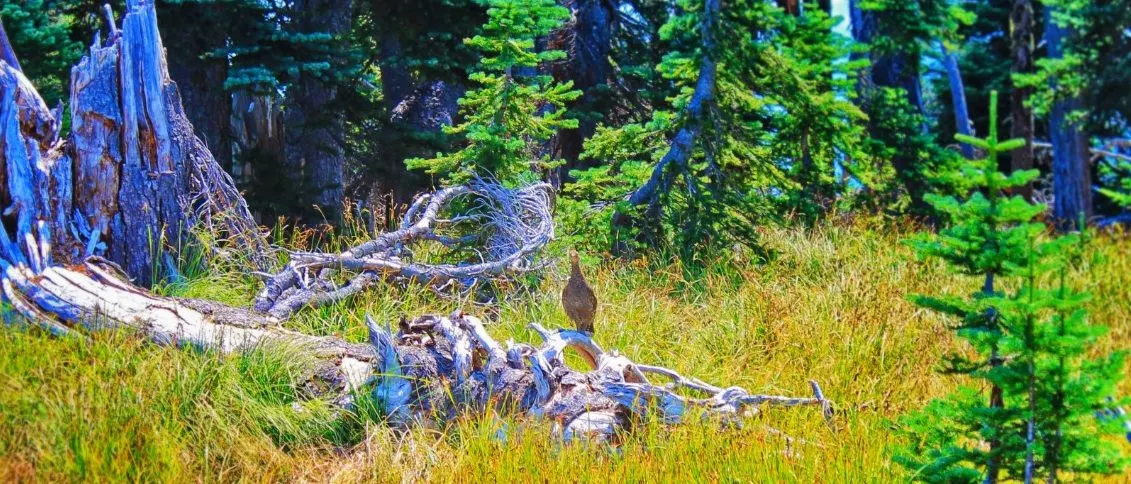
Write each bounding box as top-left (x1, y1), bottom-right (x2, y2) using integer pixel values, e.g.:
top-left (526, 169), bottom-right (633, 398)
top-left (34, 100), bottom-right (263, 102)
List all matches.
top-left (0, 18), bottom-right (21, 73)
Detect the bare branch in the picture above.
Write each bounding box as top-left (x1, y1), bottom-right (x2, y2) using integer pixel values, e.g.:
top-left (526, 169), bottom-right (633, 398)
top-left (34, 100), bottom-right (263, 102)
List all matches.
top-left (255, 181), bottom-right (554, 320)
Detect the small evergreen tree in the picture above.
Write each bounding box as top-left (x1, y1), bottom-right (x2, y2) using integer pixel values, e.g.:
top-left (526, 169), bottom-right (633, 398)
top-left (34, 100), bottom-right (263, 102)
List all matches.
top-left (896, 91), bottom-right (1128, 482)
top-left (406, 0), bottom-right (581, 185)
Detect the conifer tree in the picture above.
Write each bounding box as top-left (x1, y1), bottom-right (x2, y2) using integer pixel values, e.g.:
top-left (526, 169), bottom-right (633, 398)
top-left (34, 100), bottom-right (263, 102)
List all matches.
top-left (896, 91), bottom-right (1128, 482)
top-left (406, 0), bottom-right (581, 185)
top-left (564, 0), bottom-right (874, 256)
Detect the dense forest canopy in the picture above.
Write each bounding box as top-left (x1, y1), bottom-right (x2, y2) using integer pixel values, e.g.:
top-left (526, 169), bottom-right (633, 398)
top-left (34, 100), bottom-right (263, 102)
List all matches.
top-left (6, 0), bottom-right (1130, 247)
top-left (1, 0), bottom-right (1129, 481)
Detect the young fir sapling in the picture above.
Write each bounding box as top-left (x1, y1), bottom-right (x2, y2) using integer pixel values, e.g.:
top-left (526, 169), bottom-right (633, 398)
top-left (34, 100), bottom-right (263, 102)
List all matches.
top-left (895, 91), bottom-right (1128, 482)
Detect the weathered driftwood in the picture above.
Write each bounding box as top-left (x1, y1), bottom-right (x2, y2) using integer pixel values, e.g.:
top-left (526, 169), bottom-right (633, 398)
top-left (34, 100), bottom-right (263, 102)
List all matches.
top-left (1, 254), bottom-right (376, 404)
top-left (254, 179), bottom-right (554, 320)
top-left (367, 312), bottom-right (833, 441)
top-left (1, 249), bottom-right (833, 440)
top-left (0, 0), bottom-right (262, 289)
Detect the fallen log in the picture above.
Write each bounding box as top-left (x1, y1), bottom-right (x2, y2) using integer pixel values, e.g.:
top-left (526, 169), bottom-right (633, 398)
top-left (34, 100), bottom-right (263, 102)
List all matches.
top-left (2, 252), bottom-right (833, 440)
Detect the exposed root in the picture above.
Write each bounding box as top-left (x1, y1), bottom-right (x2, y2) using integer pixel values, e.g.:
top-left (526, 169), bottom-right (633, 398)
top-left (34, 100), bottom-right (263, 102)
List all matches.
top-left (254, 180), bottom-right (554, 320)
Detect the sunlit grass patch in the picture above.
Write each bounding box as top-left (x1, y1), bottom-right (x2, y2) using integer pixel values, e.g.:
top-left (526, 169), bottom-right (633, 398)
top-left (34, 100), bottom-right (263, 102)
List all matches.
top-left (2, 221), bottom-right (1128, 481)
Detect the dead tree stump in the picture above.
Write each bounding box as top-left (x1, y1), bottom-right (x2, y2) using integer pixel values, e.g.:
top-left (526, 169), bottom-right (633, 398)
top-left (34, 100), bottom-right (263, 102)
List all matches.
top-left (1, 0), bottom-right (260, 287)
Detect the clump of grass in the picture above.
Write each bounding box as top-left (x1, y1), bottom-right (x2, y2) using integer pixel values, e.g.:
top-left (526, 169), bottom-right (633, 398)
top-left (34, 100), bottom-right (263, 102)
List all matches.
top-left (0, 329), bottom-right (339, 481)
top-left (2, 221), bottom-right (1128, 481)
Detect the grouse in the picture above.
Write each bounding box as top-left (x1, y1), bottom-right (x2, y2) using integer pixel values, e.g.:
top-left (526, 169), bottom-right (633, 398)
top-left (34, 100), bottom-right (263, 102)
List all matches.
top-left (562, 249), bottom-right (597, 335)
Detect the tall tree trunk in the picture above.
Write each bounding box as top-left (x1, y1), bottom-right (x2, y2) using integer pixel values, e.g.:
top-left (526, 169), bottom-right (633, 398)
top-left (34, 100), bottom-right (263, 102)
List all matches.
top-left (550, 0), bottom-right (615, 185)
top-left (158, 2), bottom-right (233, 172)
top-left (284, 0), bottom-right (352, 225)
top-left (1009, 0), bottom-right (1035, 199)
top-left (849, 0), bottom-right (924, 117)
top-left (378, 35), bottom-right (414, 113)
top-left (942, 44), bottom-right (974, 159)
top-left (1046, 9), bottom-right (1092, 229)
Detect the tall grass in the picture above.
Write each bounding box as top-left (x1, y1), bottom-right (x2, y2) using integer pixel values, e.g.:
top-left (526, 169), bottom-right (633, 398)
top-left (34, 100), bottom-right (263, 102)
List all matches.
top-left (2, 221), bottom-right (1128, 481)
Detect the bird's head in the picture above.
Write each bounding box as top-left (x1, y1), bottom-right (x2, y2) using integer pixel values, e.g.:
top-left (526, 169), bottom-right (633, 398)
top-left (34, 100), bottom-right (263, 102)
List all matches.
top-left (569, 249), bottom-right (580, 265)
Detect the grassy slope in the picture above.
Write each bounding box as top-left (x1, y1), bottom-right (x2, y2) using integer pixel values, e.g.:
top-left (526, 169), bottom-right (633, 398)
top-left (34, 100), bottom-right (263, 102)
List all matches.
top-left (1, 221), bottom-right (1128, 482)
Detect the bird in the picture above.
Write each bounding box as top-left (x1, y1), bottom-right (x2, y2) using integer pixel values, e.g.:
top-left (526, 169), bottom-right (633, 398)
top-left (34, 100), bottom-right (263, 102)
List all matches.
top-left (562, 249), bottom-right (597, 335)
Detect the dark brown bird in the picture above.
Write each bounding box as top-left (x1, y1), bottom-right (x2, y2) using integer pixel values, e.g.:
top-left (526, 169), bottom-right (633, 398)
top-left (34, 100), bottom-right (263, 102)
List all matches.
top-left (562, 249), bottom-right (597, 335)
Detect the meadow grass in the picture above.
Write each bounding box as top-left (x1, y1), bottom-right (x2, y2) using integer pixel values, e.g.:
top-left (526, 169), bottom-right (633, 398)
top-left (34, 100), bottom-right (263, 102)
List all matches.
top-left (1, 220), bottom-right (1128, 482)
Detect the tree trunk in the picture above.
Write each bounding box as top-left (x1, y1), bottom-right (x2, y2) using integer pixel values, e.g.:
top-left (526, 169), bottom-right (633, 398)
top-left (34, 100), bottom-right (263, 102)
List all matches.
top-left (849, 0), bottom-right (924, 117)
top-left (611, 0), bottom-right (718, 252)
top-left (378, 35), bottom-right (414, 113)
top-left (284, 0), bottom-right (352, 225)
top-left (1046, 9), bottom-right (1092, 229)
top-left (942, 43), bottom-right (974, 159)
top-left (158, 2), bottom-right (233, 172)
top-left (550, 0), bottom-right (615, 183)
top-left (1009, 0), bottom-right (1035, 199)
top-left (230, 89), bottom-right (287, 221)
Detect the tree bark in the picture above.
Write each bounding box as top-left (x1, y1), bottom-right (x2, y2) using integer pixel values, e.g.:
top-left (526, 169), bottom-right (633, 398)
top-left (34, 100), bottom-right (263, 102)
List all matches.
top-left (158, 2), bottom-right (234, 172)
top-left (1009, 0), bottom-right (1035, 199)
top-left (0, 0), bottom-right (260, 287)
top-left (0, 18), bottom-right (21, 73)
top-left (378, 35), bottom-right (414, 114)
top-left (1046, 9), bottom-right (1092, 229)
top-left (550, 0), bottom-right (615, 183)
top-left (942, 43), bottom-right (975, 159)
top-left (284, 0), bottom-right (352, 225)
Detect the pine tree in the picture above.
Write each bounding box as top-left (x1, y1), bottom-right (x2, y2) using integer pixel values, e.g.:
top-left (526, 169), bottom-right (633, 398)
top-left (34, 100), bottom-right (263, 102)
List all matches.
top-left (896, 91), bottom-right (1128, 482)
top-left (406, 0), bottom-right (581, 185)
top-left (564, 0), bottom-right (875, 256)
top-left (850, 0), bottom-right (969, 214)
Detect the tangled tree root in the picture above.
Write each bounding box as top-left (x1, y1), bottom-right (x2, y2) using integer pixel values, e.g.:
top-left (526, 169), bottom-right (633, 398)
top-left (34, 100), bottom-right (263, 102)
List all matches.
top-left (254, 180), bottom-right (555, 320)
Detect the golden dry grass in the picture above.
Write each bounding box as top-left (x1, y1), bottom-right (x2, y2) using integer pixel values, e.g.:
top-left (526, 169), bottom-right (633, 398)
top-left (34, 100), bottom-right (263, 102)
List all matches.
top-left (1, 221), bottom-right (1128, 482)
